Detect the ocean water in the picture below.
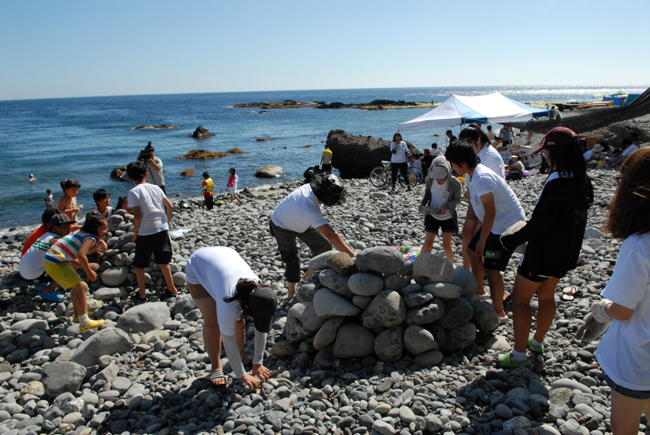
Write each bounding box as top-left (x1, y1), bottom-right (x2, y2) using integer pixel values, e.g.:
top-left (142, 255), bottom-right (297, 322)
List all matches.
top-left (0, 85), bottom-right (645, 232)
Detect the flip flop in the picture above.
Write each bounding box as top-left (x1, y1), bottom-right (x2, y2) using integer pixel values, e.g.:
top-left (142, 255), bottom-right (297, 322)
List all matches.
top-left (208, 370), bottom-right (227, 386)
top-left (34, 282), bottom-right (51, 291)
top-left (562, 286), bottom-right (580, 301)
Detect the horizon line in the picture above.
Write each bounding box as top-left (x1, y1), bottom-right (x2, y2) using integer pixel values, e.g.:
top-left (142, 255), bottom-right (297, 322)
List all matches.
top-left (2, 84), bottom-right (649, 103)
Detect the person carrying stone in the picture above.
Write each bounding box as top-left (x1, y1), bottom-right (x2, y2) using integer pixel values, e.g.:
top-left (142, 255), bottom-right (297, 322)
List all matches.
top-left (418, 156), bottom-right (461, 265)
top-left (270, 174), bottom-right (355, 298)
top-left (185, 246), bottom-right (277, 388)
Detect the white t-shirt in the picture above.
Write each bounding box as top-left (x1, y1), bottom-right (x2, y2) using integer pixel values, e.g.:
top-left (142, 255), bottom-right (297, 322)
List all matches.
top-left (390, 141), bottom-right (408, 164)
top-left (596, 233), bottom-right (650, 390)
top-left (467, 164), bottom-right (526, 235)
top-left (185, 247), bottom-right (258, 337)
top-left (271, 184), bottom-right (328, 233)
top-left (20, 232), bottom-right (57, 280)
top-left (622, 144), bottom-right (639, 157)
top-left (185, 246), bottom-right (264, 377)
top-left (93, 206), bottom-right (114, 218)
top-left (477, 145), bottom-right (506, 178)
top-left (429, 181), bottom-right (452, 220)
top-left (128, 183), bottom-right (169, 236)
top-left (430, 149), bottom-right (440, 157)
top-left (145, 157), bottom-right (165, 187)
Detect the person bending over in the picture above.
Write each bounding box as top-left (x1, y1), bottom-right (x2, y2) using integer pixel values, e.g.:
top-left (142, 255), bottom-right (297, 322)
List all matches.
top-left (185, 247), bottom-right (277, 388)
top-left (270, 174), bottom-right (355, 298)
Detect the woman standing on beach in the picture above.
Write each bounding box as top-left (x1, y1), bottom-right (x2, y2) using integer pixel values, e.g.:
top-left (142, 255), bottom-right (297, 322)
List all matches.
top-left (498, 127), bottom-right (592, 367)
top-left (591, 147), bottom-right (650, 435)
top-left (390, 133), bottom-right (410, 192)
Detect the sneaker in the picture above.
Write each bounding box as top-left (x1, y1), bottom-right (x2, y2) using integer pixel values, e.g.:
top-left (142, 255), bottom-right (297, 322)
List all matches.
top-left (72, 311), bottom-right (95, 323)
top-left (79, 319), bottom-right (104, 332)
top-left (528, 337), bottom-right (545, 353)
top-left (38, 291), bottom-right (64, 302)
top-left (498, 351), bottom-right (531, 367)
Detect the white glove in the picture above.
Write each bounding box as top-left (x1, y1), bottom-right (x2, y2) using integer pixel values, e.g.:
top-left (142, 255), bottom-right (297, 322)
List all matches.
top-left (591, 299), bottom-right (613, 323)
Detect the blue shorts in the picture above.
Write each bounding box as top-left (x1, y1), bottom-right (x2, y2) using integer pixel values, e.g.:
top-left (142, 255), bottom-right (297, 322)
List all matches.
top-left (603, 371), bottom-right (650, 400)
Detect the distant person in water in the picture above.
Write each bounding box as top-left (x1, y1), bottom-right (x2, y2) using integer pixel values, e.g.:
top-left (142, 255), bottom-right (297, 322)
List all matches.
top-left (29, 174), bottom-right (36, 182)
top-left (44, 189), bottom-right (54, 208)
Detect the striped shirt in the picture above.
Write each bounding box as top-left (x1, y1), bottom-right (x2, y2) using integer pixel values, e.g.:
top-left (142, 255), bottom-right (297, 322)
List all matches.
top-left (44, 231), bottom-right (97, 265)
top-left (19, 232), bottom-right (58, 280)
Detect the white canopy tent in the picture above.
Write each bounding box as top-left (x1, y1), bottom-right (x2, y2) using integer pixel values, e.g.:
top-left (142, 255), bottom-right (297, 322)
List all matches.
top-left (397, 92), bottom-right (553, 131)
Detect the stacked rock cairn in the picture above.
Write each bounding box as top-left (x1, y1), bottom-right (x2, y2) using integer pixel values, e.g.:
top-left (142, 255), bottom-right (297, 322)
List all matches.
top-left (282, 246), bottom-right (501, 367)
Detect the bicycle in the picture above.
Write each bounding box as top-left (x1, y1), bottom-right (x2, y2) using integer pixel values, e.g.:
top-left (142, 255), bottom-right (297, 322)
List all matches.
top-left (369, 161), bottom-right (417, 188)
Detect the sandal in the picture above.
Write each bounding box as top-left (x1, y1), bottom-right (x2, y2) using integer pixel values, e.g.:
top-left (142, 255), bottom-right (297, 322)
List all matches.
top-left (562, 286), bottom-right (580, 301)
top-left (208, 370), bottom-right (227, 386)
top-left (131, 291), bottom-right (146, 304)
top-left (160, 289), bottom-right (178, 300)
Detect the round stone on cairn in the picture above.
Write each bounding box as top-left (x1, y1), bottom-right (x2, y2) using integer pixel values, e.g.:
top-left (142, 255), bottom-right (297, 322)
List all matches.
top-left (284, 247), bottom-right (497, 365)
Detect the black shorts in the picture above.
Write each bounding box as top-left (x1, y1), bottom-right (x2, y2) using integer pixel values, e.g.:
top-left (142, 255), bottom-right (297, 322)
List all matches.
top-left (322, 164), bottom-right (332, 172)
top-left (424, 216), bottom-right (455, 234)
top-left (517, 267), bottom-right (549, 283)
top-left (134, 230), bottom-right (173, 268)
top-left (468, 228), bottom-right (513, 271)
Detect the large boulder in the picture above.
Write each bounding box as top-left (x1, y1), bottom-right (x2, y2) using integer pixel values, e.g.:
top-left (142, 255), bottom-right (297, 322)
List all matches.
top-left (313, 288), bottom-right (361, 319)
top-left (319, 269), bottom-right (354, 298)
top-left (288, 302), bottom-right (326, 332)
top-left (348, 273), bottom-right (384, 296)
top-left (255, 165), bottom-right (285, 178)
top-left (101, 267), bottom-right (129, 287)
top-left (110, 166), bottom-right (128, 181)
top-left (472, 300), bottom-right (500, 332)
top-left (406, 299), bottom-right (445, 325)
top-left (70, 328), bottom-right (132, 367)
top-left (313, 317), bottom-right (344, 350)
top-left (374, 326), bottom-right (404, 363)
top-left (41, 362), bottom-right (86, 396)
top-left (361, 290), bottom-right (406, 329)
top-left (412, 254), bottom-right (454, 285)
top-left (355, 247), bottom-right (404, 275)
top-left (436, 298), bottom-right (474, 329)
top-left (327, 252), bottom-right (356, 276)
top-left (452, 268), bottom-right (478, 299)
top-left (326, 130), bottom-right (418, 178)
top-left (403, 325), bottom-right (438, 356)
top-left (308, 250), bottom-right (339, 271)
top-left (116, 302), bottom-right (171, 334)
top-left (333, 324), bottom-right (375, 358)
top-left (440, 323), bottom-right (477, 351)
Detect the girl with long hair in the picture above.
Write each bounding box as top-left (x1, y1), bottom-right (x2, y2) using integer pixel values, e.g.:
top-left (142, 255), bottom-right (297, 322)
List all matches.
top-left (499, 127), bottom-right (593, 366)
top-left (591, 147), bottom-right (650, 434)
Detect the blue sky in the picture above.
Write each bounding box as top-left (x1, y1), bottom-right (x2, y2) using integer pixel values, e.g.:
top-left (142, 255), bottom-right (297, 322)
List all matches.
top-left (1, 0), bottom-right (648, 101)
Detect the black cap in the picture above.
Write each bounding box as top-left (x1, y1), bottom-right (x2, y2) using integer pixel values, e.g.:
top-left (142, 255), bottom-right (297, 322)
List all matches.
top-left (50, 213), bottom-right (76, 227)
top-left (248, 287), bottom-right (278, 333)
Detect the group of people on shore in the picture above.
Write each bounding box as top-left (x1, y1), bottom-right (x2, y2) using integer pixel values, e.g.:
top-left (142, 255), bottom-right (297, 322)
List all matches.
top-left (17, 128), bottom-right (650, 432)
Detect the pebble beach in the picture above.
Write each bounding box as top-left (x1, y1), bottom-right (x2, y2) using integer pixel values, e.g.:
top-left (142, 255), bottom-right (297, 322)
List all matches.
top-left (0, 164), bottom-right (634, 435)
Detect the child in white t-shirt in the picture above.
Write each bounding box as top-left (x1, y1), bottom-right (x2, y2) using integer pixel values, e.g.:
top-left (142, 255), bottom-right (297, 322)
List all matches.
top-left (444, 139), bottom-right (525, 320)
